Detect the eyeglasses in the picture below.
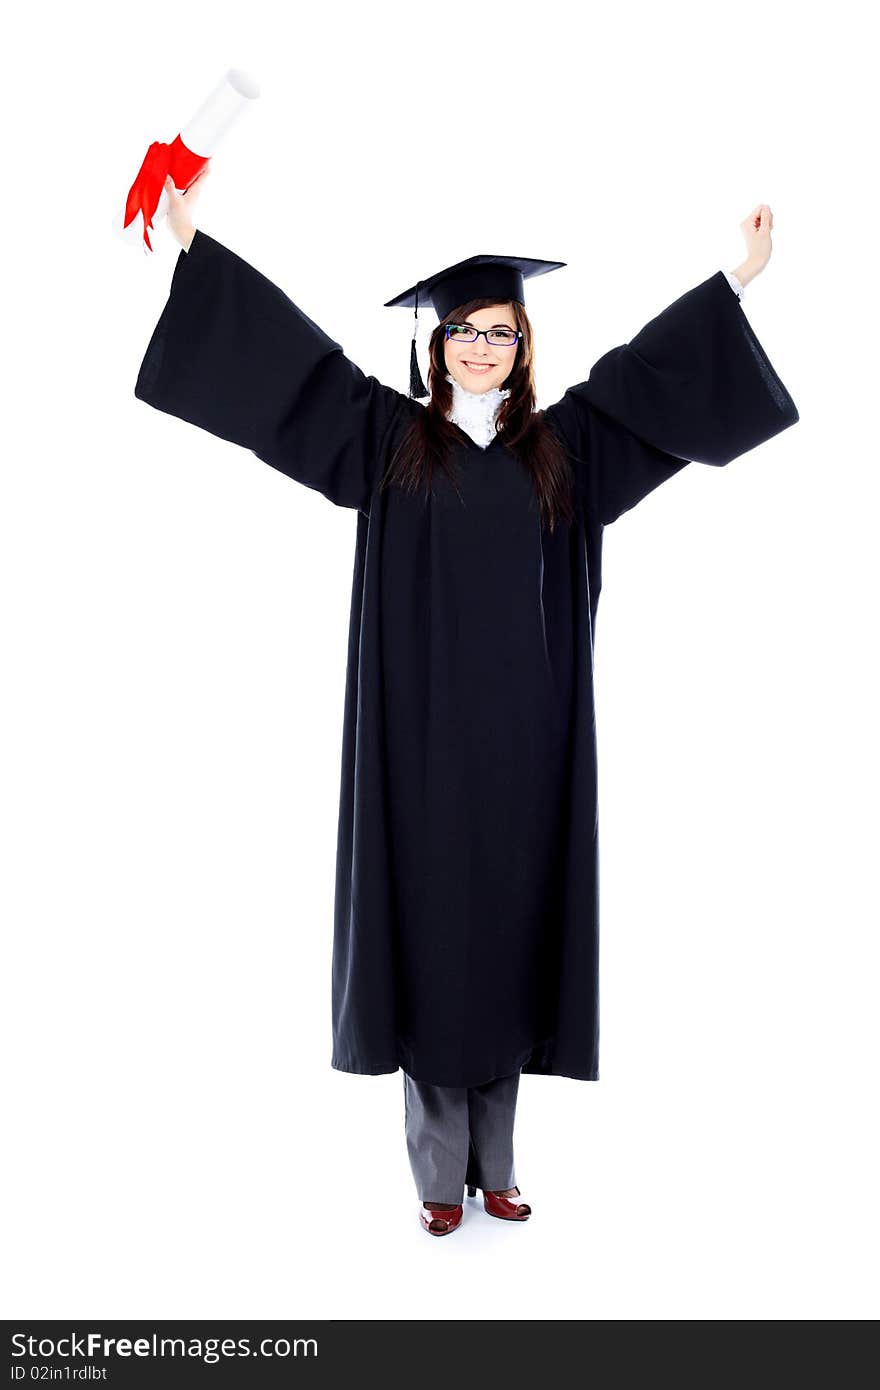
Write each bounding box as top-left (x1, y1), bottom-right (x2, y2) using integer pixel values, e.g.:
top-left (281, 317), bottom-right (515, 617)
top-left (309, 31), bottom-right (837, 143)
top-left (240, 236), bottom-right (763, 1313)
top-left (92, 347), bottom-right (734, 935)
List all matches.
top-left (444, 324), bottom-right (522, 347)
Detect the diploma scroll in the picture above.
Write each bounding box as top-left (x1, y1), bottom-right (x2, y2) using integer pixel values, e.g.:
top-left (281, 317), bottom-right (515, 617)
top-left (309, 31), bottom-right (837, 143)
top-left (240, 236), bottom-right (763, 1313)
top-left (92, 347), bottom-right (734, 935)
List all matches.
top-left (114, 68), bottom-right (260, 253)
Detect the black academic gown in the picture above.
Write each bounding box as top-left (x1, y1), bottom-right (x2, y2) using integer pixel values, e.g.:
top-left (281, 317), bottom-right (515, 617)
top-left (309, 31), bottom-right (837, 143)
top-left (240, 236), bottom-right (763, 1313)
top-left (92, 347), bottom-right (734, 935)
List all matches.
top-left (134, 230), bottom-right (799, 1087)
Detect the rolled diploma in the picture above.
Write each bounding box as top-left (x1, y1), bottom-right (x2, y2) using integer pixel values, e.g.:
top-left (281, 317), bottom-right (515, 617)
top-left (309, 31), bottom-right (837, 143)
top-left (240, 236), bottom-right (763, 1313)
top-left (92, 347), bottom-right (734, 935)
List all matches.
top-left (114, 68), bottom-right (260, 252)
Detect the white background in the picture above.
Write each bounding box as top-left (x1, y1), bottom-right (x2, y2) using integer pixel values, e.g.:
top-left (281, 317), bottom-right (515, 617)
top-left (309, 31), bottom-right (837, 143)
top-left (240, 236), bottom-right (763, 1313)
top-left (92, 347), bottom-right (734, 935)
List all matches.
top-left (3, 0), bottom-right (877, 1321)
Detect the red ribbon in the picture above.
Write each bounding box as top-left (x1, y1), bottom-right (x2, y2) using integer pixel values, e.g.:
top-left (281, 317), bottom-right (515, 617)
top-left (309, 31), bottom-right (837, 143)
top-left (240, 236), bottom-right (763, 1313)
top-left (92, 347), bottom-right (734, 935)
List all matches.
top-left (124, 134), bottom-right (210, 252)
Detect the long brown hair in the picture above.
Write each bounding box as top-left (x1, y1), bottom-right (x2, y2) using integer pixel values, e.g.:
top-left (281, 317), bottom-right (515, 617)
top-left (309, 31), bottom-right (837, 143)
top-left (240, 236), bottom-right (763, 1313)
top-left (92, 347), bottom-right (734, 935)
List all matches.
top-left (378, 296), bottom-right (576, 532)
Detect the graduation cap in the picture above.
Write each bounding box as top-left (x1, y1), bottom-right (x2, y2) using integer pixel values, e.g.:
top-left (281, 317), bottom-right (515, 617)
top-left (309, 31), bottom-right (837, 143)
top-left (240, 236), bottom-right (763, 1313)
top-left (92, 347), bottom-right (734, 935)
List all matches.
top-left (384, 253), bottom-right (566, 399)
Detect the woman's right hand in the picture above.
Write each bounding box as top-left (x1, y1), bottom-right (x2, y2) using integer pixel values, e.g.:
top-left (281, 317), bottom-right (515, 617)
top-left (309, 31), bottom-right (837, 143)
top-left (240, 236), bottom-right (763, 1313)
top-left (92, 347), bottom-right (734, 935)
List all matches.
top-left (163, 164), bottom-right (211, 251)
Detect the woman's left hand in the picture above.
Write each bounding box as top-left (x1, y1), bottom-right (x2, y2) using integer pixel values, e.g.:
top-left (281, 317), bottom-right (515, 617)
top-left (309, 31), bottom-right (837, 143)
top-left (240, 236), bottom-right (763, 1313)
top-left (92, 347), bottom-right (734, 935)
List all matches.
top-left (738, 203), bottom-right (773, 276)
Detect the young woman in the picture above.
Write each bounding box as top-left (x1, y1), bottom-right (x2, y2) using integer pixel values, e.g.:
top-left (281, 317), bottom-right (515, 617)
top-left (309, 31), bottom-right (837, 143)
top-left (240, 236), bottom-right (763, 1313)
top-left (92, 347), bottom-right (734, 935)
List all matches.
top-left (136, 169), bottom-right (799, 1237)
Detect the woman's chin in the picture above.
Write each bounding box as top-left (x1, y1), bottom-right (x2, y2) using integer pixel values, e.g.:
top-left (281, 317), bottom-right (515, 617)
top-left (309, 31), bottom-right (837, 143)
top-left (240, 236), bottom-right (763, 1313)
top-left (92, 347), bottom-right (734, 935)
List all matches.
top-left (455, 370), bottom-right (496, 393)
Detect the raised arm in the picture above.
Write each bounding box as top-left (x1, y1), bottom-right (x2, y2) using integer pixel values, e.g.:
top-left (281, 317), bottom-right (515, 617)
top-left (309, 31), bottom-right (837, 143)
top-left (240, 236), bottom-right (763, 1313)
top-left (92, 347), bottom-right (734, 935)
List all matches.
top-left (543, 207), bottom-right (799, 526)
top-left (134, 229), bottom-right (416, 513)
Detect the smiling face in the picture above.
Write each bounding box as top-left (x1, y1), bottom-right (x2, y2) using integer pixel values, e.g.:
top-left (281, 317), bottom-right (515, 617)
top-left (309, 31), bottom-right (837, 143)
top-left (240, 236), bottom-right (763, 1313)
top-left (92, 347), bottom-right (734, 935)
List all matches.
top-left (443, 303), bottom-right (519, 395)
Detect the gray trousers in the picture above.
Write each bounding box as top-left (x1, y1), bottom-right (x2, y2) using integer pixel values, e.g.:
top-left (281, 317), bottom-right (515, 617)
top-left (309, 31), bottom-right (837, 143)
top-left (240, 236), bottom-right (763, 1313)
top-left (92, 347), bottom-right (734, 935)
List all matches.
top-left (403, 1069), bottom-right (520, 1204)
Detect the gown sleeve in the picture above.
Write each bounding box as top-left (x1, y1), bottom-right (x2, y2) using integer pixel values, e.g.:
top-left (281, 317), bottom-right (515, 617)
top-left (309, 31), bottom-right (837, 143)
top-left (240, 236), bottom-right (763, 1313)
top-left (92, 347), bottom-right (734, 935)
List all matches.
top-left (542, 269), bottom-right (800, 526)
top-left (134, 229), bottom-right (414, 513)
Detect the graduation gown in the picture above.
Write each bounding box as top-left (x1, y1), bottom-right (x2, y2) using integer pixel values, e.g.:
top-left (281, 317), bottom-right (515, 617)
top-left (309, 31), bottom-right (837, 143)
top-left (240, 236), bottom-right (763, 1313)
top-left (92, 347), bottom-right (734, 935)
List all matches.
top-left (134, 230), bottom-right (799, 1087)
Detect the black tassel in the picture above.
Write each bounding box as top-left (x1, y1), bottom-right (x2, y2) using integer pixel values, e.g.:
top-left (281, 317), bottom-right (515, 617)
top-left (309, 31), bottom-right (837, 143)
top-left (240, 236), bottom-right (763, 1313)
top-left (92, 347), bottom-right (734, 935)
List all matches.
top-left (408, 289), bottom-right (429, 399)
top-left (409, 336), bottom-right (428, 399)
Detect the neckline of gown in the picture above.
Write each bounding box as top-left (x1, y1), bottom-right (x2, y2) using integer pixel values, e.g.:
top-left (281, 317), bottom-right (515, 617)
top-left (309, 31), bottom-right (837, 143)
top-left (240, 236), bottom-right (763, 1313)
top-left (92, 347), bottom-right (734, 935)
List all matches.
top-left (445, 373), bottom-right (509, 451)
top-left (447, 418), bottom-right (504, 451)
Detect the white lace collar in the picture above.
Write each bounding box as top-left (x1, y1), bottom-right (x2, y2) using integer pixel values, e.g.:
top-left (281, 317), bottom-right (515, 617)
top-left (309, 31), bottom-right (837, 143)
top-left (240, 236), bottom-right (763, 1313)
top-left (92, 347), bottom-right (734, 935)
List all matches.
top-left (444, 372), bottom-right (510, 450)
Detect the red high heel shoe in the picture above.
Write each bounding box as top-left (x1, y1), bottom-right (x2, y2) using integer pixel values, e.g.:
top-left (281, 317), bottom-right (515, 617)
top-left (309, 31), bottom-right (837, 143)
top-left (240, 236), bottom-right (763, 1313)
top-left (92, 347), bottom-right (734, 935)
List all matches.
top-left (419, 1202), bottom-right (464, 1236)
top-left (467, 1184), bottom-right (531, 1220)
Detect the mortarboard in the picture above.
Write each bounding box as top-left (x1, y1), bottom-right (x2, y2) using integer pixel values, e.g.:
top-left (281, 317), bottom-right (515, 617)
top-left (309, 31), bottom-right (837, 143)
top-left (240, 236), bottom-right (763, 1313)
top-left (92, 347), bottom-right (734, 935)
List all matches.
top-left (384, 253), bottom-right (566, 399)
